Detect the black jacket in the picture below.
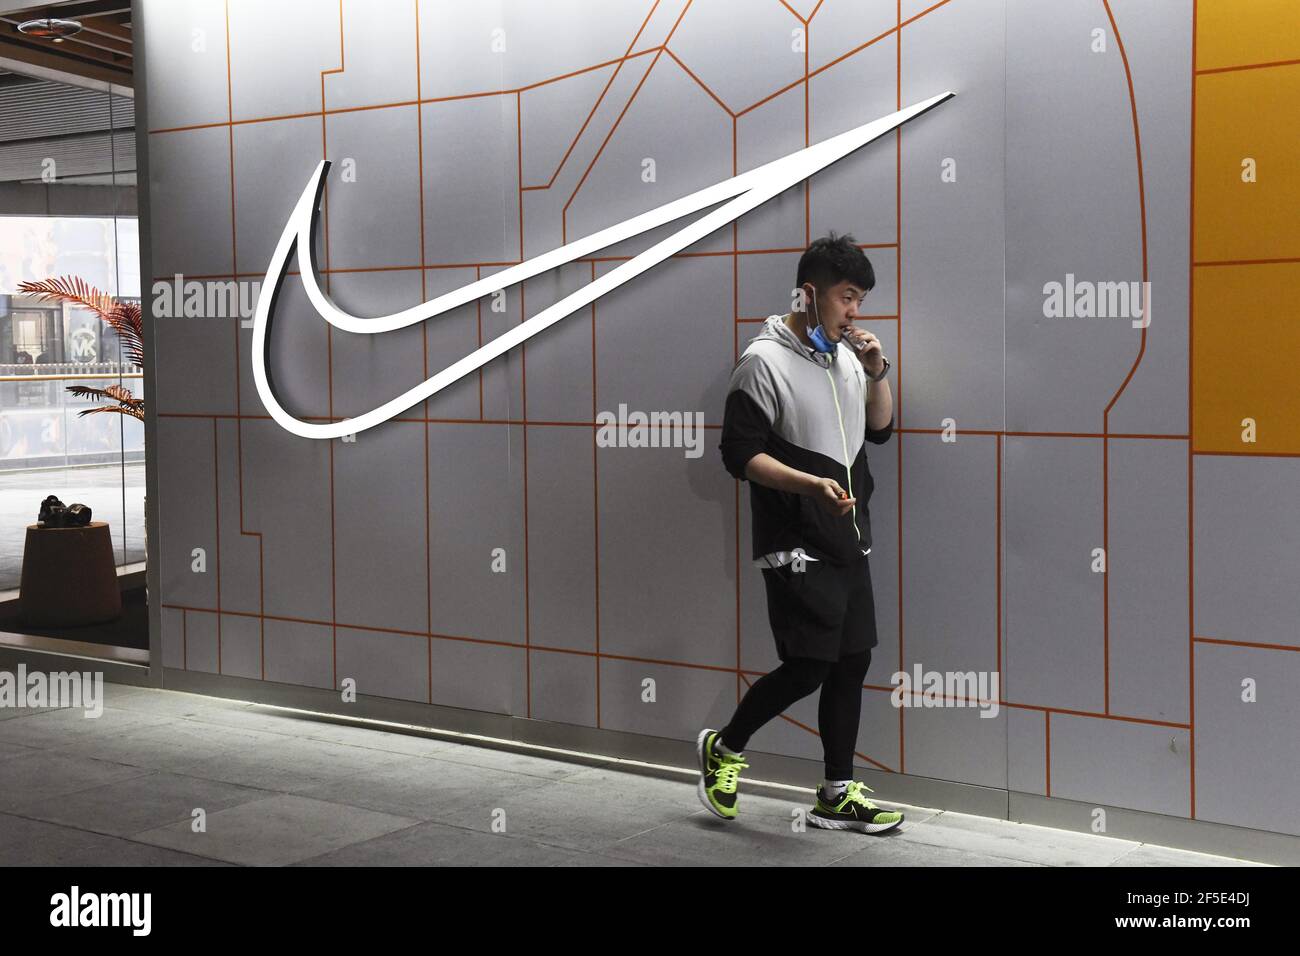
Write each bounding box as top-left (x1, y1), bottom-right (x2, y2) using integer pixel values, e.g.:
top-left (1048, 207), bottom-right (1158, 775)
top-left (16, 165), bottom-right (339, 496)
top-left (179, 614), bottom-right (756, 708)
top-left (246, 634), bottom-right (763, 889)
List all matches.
top-left (719, 314), bottom-right (893, 565)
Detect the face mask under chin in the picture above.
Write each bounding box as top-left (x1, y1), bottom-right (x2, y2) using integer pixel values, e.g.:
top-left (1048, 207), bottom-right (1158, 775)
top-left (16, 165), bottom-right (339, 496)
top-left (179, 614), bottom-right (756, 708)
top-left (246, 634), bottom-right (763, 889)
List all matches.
top-left (802, 285), bottom-right (837, 354)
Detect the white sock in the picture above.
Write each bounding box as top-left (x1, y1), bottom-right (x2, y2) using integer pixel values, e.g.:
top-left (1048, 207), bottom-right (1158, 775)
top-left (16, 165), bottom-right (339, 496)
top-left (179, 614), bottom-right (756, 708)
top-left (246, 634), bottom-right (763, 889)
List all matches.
top-left (714, 735), bottom-right (741, 756)
top-left (821, 779), bottom-right (850, 799)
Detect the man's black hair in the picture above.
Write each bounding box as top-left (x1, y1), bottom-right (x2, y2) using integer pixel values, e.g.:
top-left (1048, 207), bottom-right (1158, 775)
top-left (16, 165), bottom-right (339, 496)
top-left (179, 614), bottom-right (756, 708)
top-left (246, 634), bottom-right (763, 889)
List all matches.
top-left (795, 231), bottom-right (875, 295)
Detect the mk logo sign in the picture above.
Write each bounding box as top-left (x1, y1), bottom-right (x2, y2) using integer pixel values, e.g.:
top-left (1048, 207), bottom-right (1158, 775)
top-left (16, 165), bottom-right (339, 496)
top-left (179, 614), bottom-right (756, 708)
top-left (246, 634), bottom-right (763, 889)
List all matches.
top-left (251, 91), bottom-right (955, 439)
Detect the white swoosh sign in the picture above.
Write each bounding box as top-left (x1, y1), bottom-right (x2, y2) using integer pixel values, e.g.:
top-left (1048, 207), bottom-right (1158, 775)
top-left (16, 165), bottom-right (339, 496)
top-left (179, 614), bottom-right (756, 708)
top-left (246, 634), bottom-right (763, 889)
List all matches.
top-left (251, 90), bottom-right (954, 439)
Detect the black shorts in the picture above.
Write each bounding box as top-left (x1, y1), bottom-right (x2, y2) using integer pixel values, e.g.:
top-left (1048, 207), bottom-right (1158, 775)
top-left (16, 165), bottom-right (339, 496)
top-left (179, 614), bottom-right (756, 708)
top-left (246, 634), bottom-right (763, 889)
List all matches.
top-left (760, 552), bottom-right (878, 662)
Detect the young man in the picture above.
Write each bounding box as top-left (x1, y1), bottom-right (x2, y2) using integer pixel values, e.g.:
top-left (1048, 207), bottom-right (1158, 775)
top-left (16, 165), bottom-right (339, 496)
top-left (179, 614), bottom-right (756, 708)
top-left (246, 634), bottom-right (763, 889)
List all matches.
top-left (698, 232), bottom-right (903, 834)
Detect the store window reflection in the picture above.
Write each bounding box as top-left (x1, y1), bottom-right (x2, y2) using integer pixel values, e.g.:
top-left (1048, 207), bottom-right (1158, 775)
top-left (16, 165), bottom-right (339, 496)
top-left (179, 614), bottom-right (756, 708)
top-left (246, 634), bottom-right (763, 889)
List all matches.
top-left (0, 221), bottom-right (143, 592)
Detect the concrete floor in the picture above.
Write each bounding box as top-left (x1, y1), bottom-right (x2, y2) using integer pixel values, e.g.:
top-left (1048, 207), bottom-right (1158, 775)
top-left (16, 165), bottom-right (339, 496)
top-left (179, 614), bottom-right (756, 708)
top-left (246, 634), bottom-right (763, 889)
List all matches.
top-left (0, 681), bottom-right (1266, 867)
top-left (0, 462), bottom-right (145, 590)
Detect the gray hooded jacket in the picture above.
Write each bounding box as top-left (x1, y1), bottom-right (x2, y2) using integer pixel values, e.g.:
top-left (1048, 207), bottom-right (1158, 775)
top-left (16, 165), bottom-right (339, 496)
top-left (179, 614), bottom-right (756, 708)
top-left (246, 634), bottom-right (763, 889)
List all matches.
top-left (719, 313), bottom-right (893, 565)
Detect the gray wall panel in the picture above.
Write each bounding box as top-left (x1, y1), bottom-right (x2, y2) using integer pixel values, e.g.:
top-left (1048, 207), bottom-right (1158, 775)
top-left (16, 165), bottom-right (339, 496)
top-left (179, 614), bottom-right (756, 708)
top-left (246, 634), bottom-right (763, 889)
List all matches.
top-left (900, 703), bottom-right (1008, 789)
top-left (335, 627), bottom-right (429, 705)
top-left (518, 264), bottom-right (598, 424)
top-left (599, 655), bottom-right (734, 742)
top-left (161, 606), bottom-right (184, 670)
top-left (1003, 435), bottom-right (1105, 713)
top-left (182, 608), bottom-right (219, 675)
top-left (139, 0), bottom-right (1296, 843)
top-left (1005, 0), bottom-right (1150, 435)
top-left (1007, 705), bottom-right (1047, 796)
top-left (1194, 456), bottom-right (1300, 649)
top-left (1049, 712), bottom-right (1191, 819)
top-left (422, 267), bottom-right (491, 420)
top-left (238, 421), bottom-right (334, 623)
top-left (1103, 0), bottom-right (1192, 437)
top-left (227, 0), bottom-right (338, 122)
top-left (147, 125), bottom-right (233, 278)
top-left (325, 270), bottom-right (431, 421)
top-left (1195, 644), bottom-right (1300, 836)
top-left (263, 617), bottom-right (333, 690)
top-left (429, 635), bottom-right (527, 716)
top-left (156, 417), bottom-right (217, 608)
top-left (594, 438), bottom-right (734, 668)
top-left (737, 83), bottom-right (809, 254)
top-left (217, 612), bottom-right (261, 681)
top-left (425, 423), bottom-right (525, 643)
top-left (1108, 438), bottom-right (1189, 723)
top-left (900, 0), bottom-right (1005, 431)
top-left (139, 0), bottom-right (230, 131)
top-left (333, 420), bottom-right (429, 635)
top-left (523, 424), bottom-right (598, 654)
top-left (529, 646), bottom-right (598, 727)
top-left (421, 96), bottom-right (518, 267)
top-left (322, 107), bottom-right (425, 272)
top-left (808, 32), bottom-right (898, 256)
top-left (901, 433), bottom-right (1000, 678)
top-left (215, 419), bottom-right (261, 616)
top-left (232, 116), bottom-right (321, 276)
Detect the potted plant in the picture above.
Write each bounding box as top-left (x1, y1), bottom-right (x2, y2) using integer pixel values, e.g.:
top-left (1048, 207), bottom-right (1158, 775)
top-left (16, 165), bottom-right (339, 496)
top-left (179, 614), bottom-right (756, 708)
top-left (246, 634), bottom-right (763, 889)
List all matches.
top-left (17, 276), bottom-right (149, 592)
top-left (17, 275), bottom-right (144, 419)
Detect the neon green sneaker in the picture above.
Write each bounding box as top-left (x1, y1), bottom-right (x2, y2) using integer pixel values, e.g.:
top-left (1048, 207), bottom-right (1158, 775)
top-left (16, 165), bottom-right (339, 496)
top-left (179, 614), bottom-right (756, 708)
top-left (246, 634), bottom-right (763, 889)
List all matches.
top-left (809, 781), bottom-right (904, 834)
top-left (696, 728), bottom-right (749, 819)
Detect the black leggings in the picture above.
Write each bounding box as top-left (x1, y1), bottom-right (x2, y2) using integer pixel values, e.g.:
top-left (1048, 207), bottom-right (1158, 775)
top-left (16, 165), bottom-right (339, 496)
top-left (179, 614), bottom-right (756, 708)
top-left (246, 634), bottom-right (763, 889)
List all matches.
top-left (719, 648), bottom-right (872, 781)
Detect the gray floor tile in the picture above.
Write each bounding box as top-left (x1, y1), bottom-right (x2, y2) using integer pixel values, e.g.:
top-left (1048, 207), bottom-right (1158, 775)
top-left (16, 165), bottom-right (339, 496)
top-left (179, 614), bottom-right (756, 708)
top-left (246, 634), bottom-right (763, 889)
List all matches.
top-left (0, 705), bottom-right (172, 749)
top-left (102, 685), bottom-right (261, 719)
top-left (0, 703), bottom-right (61, 722)
top-left (293, 752), bottom-right (552, 823)
top-left (596, 803), bottom-right (869, 867)
top-left (831, 837), bottom-right (1045, 866)
top-left (154, 702), bottom-right (363, 738)
top-left (414, 742), bottom-right (599, 784)
top-left (146, 734), bottom-right (421, 794)
top-left (0, 810), bottom-right (93, 862)
top-left (291, 819), bottom-right (615, 866)
top-left (902, 811), bottom-right (1138, 866)
top-left (47, 717), bottom-right (292, 774)
top-left (106, 687), bottom-right (352, 742)
top-left (2, 770), bottom-right (271, 837)
top-left (409, 774), bottom-right (707, 854)
top-left (0, 751), bottom-right (153, 812)
top-left (728, 784), bottom-right (943, 829)
top-left (539, 764), bottom-right (705, 813)
top-left (56, 837), bottom-right (235, 866)
top-left (133, 793), bottom-right (420, 866)
top-left (0, 811), bottom-right (230, 866)
top-left (279, 718), bottom-right (463, 758)
top-left (550, 851), bottom-right (656, 867)
top-left (1108, 843), bottom-right (1267, 867)
top-left (0, 739), bottom-right (38, 760)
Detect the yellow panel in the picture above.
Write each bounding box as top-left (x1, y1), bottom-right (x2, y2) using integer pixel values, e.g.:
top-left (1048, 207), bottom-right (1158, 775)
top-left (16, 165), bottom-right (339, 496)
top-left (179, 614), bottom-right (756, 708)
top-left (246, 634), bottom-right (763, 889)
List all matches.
top-left (1197, 0), bottom-right (1300, 72)
top-left (1192, 262), bottom-right (1300, 454)
top-left (1193, 64), bottom-right (1300, 262)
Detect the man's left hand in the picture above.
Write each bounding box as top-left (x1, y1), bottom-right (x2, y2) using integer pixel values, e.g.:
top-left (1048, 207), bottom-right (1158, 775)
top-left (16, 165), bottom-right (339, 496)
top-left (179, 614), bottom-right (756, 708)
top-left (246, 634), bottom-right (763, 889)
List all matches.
top-left (845, 328), bottom-right (886, 378)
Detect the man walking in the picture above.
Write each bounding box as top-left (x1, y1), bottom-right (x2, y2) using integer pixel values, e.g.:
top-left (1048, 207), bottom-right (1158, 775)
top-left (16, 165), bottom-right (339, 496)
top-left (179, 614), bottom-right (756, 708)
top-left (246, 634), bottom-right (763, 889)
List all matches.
top-left (698, 232), bottom-right (903, 834)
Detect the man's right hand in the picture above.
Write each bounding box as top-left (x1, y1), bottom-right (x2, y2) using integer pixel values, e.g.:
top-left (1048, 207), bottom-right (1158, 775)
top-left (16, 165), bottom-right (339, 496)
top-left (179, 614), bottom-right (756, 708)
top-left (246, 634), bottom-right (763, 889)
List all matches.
top-left (810, 477), bottom-right (855, 515)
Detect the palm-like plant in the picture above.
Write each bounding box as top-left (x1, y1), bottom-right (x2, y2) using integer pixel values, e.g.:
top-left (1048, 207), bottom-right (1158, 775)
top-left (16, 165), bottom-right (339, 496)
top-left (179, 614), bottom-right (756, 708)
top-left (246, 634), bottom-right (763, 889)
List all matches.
top-left (17, 276), bottom-right (144, 422)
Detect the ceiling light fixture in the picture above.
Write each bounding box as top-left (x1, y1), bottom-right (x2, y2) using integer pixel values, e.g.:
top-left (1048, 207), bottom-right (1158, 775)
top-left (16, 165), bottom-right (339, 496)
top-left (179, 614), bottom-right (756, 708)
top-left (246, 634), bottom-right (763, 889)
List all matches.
top-left (16, 18), bottom-right (83, 40)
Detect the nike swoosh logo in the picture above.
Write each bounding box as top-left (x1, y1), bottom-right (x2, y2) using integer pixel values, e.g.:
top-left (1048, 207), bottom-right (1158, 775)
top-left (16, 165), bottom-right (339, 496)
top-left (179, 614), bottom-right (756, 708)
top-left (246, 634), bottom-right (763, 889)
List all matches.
top-left (251, 90), bottom-right (954, 439)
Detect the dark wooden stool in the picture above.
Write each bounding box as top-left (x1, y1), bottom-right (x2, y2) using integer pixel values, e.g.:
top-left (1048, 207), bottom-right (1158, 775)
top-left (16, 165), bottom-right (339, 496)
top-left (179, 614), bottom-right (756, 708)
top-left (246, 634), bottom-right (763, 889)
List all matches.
top-left (19, 521), bottom-right (122, 627)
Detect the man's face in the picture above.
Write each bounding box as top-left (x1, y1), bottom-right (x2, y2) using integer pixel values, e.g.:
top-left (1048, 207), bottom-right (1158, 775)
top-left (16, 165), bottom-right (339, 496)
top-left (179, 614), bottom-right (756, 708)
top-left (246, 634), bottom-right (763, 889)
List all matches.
top-left (815, 279), bottom-right (869, 342)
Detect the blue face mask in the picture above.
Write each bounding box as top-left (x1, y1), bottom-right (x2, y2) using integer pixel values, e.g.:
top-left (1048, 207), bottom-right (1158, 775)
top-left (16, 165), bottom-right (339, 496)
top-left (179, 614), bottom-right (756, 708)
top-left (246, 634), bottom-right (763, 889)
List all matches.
top-left (803, 285), bottom-right (836, 353)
